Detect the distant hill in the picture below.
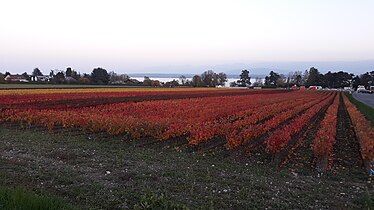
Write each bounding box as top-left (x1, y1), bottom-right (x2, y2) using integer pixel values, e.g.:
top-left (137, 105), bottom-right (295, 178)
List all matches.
top-left (128, 73), bottom-right (243, 79)
top-left (129, 60), bottom-right (373, 78)
top-left (222, 60), bottom-right (374, 75)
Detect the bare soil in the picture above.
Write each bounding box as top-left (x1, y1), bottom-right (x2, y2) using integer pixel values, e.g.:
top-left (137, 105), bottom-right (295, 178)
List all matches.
top-left (0, 123), bottom-right (372, 209)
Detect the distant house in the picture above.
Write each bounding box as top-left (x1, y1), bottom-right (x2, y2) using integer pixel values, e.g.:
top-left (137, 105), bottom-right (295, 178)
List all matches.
top-left (65, 76), bottom-right (77, 83)
top-left (291, 85), bottom-right (298, 90)
top-left (309, 86), bottom-right (322, 90)
top-left (31, 75), bottom-right (50, 82)
top-left (4, 75), bottom-right (29, 83)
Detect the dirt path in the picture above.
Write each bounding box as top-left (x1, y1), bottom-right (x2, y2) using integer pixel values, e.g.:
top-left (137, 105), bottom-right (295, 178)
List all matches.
top-left (333, 94), bottom-right (364, 172)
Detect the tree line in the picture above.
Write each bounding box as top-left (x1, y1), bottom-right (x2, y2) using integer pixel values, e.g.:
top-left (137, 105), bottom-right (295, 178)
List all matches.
top-left (231, 67), bottom-right (373, 90)
top-left (0, 67), bottom-right (229, 87)
top-left (0, 66), bottom-right (373, 89)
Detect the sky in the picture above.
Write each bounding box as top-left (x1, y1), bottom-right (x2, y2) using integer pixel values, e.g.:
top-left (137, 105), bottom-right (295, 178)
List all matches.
top-left (0, 0), bottom-right (374, 75)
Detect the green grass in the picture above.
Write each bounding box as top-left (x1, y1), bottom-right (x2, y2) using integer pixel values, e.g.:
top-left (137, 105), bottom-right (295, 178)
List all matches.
top-left (0, 186), bottom-right (77, 210)
top-left (346, 93), bottom-right (374, 125)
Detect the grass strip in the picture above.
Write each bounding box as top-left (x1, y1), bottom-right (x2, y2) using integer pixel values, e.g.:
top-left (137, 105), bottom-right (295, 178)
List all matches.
top-left (346, 93), bottom-right (374, 125)
top-left (0, 186), bottom-right (77, 210)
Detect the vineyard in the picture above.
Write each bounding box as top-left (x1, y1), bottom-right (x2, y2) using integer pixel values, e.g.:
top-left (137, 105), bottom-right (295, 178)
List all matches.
top-left (0, 88), bottom-right (373, 173)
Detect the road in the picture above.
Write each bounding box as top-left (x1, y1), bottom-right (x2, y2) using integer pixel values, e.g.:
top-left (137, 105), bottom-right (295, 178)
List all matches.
top-left (352, 92), bottom-right (374, 108)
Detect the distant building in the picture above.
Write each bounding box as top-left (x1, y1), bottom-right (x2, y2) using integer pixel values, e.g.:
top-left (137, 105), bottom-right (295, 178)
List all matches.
top-left (65, 76), bottom-right (77, 83)
top-left (4, 75), bottom-right (29, 83)
top-left (31, 75), bottom-right (51, 82)
top-left (309, 86), bottom-right (322, 90)
top-left (291, 85), bottom-right (298, 90)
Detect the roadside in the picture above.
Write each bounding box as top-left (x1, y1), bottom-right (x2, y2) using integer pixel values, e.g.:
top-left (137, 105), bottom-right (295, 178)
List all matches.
top-left (0, 125), bottom-right (371, 209)
top-left (347, 93), bottom-right (374, 124)
top-left (352, 92), bottom-right (374, 108)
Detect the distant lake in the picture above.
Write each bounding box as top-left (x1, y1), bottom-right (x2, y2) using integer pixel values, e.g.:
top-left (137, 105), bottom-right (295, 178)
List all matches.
top-left (131, 77), bottom-right (264, 87)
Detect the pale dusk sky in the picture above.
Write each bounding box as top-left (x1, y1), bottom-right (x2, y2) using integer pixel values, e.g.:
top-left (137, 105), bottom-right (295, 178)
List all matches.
top-left (0, 0), bottom-right (373, 74)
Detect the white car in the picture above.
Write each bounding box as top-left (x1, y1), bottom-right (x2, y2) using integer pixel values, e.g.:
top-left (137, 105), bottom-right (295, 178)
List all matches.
top-left (357, 86), bottom-right (371, 94)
